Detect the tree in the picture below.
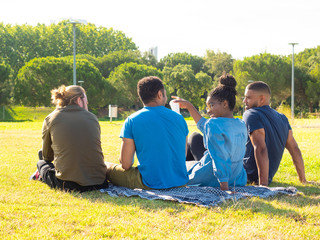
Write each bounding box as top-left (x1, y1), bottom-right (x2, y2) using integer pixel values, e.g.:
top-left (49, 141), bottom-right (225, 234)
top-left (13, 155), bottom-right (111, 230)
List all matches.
top-left (14, 57), bottom-right (113, 110)
top-left (204, 50), bottom-right (234, 83)
top-left (163, 64), bottom-right (212, 110)
top-left (0, 21), bottom-right (137, 75)
top-left (0, 61), bottom-right (12, 106)
top-left (233, 53), bottom-right (292, 107)
top-left (306, 64), bottom-right (320, 112)
top-left (158, 52), bottom-right (206, 74)
top-left (107, 62), bottom-right (163, 108)
top-left (98, 50), bottom-right (141, 78)
top-left (293, 46), bottom-right (320, 112)
top-left (140, 51), bottom-right (158, 67)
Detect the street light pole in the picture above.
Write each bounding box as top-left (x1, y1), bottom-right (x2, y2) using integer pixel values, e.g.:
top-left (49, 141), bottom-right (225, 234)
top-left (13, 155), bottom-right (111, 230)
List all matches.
top-left (289, 43), bottom-right (298, 121)
top-left (67, 19), bottom-right (87, 85)
top-left (72, 23), bottom-right (77, 85)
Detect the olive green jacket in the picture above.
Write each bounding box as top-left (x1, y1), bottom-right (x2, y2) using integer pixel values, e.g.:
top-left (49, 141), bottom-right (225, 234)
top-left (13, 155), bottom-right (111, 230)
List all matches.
top-left (42, 105), bottom-right (107, 186)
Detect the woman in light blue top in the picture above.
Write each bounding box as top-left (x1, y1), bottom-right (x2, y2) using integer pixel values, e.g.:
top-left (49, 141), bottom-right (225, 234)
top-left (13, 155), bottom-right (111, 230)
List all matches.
top-left (173, 73), bottom-right (247, 190)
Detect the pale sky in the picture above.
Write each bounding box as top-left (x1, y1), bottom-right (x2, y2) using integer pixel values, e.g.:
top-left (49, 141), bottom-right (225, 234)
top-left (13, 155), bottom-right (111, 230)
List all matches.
top-left (1, 0), bottom-right (320, 60)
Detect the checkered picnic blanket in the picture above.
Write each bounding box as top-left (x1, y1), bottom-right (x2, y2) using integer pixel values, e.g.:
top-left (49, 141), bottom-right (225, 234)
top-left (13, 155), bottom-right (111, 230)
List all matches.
top-left (100, 184), bottom-right (297, 207)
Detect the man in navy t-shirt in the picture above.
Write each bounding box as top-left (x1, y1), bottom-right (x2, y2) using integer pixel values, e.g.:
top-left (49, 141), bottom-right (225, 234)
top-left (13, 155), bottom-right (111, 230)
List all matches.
top-left (106, 76), bottom-right (189, 189)
top-left (242, 81), bottom-right (307, 185)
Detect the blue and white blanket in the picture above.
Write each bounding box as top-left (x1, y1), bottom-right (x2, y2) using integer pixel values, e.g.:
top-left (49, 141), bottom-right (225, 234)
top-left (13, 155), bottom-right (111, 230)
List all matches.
top-left (100, 184), bottom-right (297, 207)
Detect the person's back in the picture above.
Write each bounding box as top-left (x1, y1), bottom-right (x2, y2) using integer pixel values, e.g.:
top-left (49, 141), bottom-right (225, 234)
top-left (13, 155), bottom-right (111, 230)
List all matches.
top-left (43, 105), bottom-right (106, 186)
top-left (188, 117), bottom-right (247, 187)
top-left (121, 105), bottom-right (188, 188)
top-left (33, 85), bottom-right (108, 192)
top-left (242, 81), bottom-right (306, 185)
top-left (243, 105), bottom-right (290, 183)
top-left (106, 76), bottom-right (189, 190)
top-left (174, 73), bottom-right (247, 190)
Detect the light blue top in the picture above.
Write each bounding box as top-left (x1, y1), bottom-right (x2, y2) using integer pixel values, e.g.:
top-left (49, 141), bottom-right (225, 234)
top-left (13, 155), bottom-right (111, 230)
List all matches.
top-left (188, 117), bottom-right (248, 187)
top-left (120, 106), bottom-right (189, 189)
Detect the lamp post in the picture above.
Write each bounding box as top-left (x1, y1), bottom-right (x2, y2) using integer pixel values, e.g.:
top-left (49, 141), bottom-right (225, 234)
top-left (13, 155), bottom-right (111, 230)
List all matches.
top-left (289, 43), bottom-right (298, 121)
top-left (67, 19), bottom-right (87, 85)
top-left (78, 80), bottom-right (84, 87)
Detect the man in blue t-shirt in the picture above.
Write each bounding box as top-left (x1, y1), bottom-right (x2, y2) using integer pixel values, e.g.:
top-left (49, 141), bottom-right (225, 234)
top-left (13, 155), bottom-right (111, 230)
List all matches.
top-left (106, 76), bottom-right (189, 189)
top-left (243, 81), bottom-right (307, 185)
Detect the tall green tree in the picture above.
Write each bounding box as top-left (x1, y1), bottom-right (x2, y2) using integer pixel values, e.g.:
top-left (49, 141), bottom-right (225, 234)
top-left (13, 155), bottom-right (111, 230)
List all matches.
top-left (163, 64), bottom-right (212, 110)
top-left (204, 50), bottom-right (234, 82)
top-left (98, 50), bottom-right (141, 78)
top-left (0, 61), bottom-right (12, 106)
top-left (233, 53), bottom-right (292, 106)
top-left (158, 52), bottom-right (206, 74)
top-left (0, 21), bottom-right (137, 75)
top-left (306, 64), bottom-right (320, 112)
top-left (14, 57), bottom-right (113, 109)
top-left (107, 62), bottom-right (162, 108)
top-left (293, 46), bottom-right (320, 112)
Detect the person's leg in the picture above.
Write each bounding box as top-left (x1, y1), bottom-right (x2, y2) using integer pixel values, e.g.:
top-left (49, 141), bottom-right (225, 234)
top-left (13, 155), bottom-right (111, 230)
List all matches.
top-left (187, 160), bottom-right (220, 187)
top-left (186, 160), bottom-right (198, 171)
top-left (107, 163), bottom-right (151, 190)
top-left (186, 132), bottom-right (206, 161)
top-left (37, 160), bottom-right (61, 189)
top-left (246, 172), bottom-right (259, 185)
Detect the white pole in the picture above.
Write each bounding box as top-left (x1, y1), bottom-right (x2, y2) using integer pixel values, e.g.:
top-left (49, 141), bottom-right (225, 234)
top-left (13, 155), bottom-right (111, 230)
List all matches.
top-left (289, 43), bottom-right (298, 120)
top-left (72, 23), bottom-right (77, 85)
top-left (68, 20), bottom-right (87, 85)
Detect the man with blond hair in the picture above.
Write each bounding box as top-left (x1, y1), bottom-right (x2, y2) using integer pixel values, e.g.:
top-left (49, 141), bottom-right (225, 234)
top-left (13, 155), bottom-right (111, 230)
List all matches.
top-left (31, 85), bottom-right (108, 192)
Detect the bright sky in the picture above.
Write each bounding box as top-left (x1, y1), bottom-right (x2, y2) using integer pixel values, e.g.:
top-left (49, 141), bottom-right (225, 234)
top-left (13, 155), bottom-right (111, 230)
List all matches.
top-left (2, 0), bottom-right (320, 60)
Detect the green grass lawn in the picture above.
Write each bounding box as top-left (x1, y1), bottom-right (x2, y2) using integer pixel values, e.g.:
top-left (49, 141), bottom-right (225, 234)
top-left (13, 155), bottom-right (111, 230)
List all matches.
top-left (0, 119), bottom-right (319, 239)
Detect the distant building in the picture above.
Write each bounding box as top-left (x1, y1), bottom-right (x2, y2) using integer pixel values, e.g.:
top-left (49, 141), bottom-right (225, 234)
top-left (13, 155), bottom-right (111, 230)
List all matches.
top-left (149, 46), bottom-right (158, 61)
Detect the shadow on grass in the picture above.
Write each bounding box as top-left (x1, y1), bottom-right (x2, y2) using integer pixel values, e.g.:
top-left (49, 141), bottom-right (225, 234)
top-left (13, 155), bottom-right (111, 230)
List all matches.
top-left (36, 178), bottom-right (319, 214)
top-left (0, 119), bottom-right (32, 122)
top-left (72, 181), bottom-right (320, 214)
top-left (76, 188), bottom-right (317, 222)
top-left (77, 190), bottom-right (189, 212)
top-left (270, 181), bottom-right (320, 196)
top-left (225, 196), bottom-right (310, 224)
top-left (0, 106), bottom-right (32, 122)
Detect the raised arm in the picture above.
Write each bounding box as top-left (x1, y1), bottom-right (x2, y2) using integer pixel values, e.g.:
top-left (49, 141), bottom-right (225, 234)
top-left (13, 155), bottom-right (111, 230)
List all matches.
top-left (250, 128), bottom-right (269, 186)
top-left (171, 96), bottom-right (202, 124)
top-left (285, 130), bottom-right (307, 183)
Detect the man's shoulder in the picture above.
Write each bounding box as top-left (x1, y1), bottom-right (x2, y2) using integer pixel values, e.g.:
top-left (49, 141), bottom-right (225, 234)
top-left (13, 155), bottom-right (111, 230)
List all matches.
top-left (126, 108), bottom-right (148, 120)
top-left (244, 106), bottom-right (278, 118)
top-left (243, 108), bottom-right (261, 122)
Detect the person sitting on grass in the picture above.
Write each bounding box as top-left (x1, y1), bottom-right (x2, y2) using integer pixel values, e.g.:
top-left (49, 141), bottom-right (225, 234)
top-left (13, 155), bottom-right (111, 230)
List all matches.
top-left (106, 76), bottom-right (189, 190)
top-left (30, 85), bottom-right (108, 192)
top-left (242, 81), bottom-right (307, 185)
top-left (173, 73), bottom-right (247, 190)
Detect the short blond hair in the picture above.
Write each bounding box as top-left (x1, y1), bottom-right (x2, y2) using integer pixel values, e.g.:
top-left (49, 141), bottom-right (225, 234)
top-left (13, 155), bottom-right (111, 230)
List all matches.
top-left (51, 85), bottom-right (86, 107)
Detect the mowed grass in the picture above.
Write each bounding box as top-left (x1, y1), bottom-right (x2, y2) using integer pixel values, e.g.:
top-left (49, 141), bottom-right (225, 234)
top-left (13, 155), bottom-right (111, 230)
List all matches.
top-left (0, 119), bottom-right (319, 239)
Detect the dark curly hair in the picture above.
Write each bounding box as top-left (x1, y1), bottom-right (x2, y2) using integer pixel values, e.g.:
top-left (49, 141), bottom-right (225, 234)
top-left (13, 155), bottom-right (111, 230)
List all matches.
top-left (137, 76), bottom-right (164, 105)
top-left (209, 73), bottom-right (237, 111)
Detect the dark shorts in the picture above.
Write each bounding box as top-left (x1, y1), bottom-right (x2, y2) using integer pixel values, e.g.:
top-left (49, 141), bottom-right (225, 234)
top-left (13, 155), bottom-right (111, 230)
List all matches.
top-left (37, 160), bottom-right (108, 192)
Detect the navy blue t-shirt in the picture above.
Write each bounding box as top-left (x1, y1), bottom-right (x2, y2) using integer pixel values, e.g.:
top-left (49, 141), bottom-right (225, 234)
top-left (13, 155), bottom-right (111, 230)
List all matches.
top-left (243, 105), bottom-right (291, 184)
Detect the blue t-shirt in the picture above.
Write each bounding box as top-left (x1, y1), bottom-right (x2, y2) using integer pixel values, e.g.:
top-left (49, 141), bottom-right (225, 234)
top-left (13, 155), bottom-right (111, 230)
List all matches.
top-left (120, 106), bottom-right (189, 189)
top-left (188, 117), bottom-right (248, 187)
top-left (243, 105), bottom-right (291, 184)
